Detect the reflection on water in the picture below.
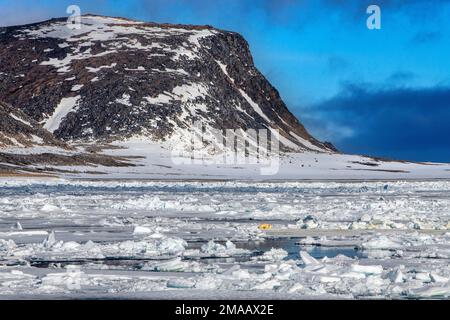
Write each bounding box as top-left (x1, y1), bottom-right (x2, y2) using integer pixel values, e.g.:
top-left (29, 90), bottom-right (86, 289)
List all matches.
top-left (237, 238), bottom-right (366, 260)
top-left (27, 238), bottom-right (365, 271)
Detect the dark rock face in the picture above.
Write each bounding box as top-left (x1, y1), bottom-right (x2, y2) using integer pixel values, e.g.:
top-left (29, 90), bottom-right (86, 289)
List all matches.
top-left (0, 151), bottom-right (134, 167)
top-left (0, 101), bottom-right (66, 148)
top-left (0, 15), bottom-right (333, 152)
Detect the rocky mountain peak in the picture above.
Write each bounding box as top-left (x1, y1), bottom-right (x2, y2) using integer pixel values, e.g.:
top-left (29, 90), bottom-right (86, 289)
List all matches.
top-left (0, 15), bottom-right (334, 153)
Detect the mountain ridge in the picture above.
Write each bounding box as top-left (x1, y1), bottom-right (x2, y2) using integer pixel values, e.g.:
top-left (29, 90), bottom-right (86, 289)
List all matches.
top-left (0, 14), bottom-right (334, 153)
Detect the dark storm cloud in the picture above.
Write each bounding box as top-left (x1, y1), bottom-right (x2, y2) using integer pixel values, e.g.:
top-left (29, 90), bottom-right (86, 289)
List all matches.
top-left (306, 84), bottom-right (450, 162)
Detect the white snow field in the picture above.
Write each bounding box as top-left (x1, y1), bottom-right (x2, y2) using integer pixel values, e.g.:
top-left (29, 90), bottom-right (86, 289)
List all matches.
top-left (85, 139), bottom-right (450, 180)
top-left (4, 138), bottom-right (449, 180)
top-left (1, 178), bottom-right (450, 299)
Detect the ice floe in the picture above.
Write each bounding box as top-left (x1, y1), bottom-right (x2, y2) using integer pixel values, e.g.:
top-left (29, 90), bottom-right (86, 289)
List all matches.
top-left (1, 179), bottom-right (450, 298)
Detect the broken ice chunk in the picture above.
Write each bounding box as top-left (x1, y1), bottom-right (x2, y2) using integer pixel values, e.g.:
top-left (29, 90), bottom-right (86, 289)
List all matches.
top-left (361, 235), bottom-right (403, 250)
top-left (133, 226), bottom-right (152, 234)
top-left (299, 251), bottom-right (320, 266)
top-left (297, 215), bottom-right (319, 229)
top-left (13, 222), bottom-right (23, 231)
top-left (387, 267), bottom-right (404, 283)
top-left (42, 231), bottom-right (56, 248)
top-left (350, 264), bottom-right (383, 275)
top-left (256, 248), bottom-right (288, 261)
top-left (430, 273), bottom-right (449, 283)
top-left (409, 285), bottom-right (450, 298)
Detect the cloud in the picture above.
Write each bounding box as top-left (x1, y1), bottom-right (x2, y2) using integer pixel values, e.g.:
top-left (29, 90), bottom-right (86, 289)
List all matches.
top-left (4, 0), bottom-right (450, 28)
top-left (303, 84), bottom-right (450, 162)
top-left (386, 71), bottom-right (416, 85)
top-left (327, 56), bottom-right (351, 74)
top-left (410, 31), bottom-right (442, 44)
top-left (312, 0), bottom-right (450, 25)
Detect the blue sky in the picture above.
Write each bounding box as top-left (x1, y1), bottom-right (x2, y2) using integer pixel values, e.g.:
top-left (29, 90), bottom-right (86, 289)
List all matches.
top-left (1, 0), bottom-right (450, 162)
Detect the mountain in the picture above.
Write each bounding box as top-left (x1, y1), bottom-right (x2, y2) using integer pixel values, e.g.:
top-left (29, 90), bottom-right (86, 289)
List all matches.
top-left (1, 15), bottom-right (450, 180)
top-left (0, 15), bottom-right (334, 153)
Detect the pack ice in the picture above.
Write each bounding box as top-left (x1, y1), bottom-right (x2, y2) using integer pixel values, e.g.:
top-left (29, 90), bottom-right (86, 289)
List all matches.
top-left (0, 179), bottom-right (449, 299)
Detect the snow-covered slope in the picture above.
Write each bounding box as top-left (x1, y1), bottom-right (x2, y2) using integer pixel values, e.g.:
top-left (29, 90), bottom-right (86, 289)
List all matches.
top-left (0, 15), bottom-right (333, 153)
top-left (43, 138), bottom-right (449, 180)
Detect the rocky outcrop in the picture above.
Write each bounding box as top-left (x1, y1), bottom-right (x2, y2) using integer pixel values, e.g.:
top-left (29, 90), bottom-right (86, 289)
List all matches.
top-left (0, 100), bottom-right (66, 148)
